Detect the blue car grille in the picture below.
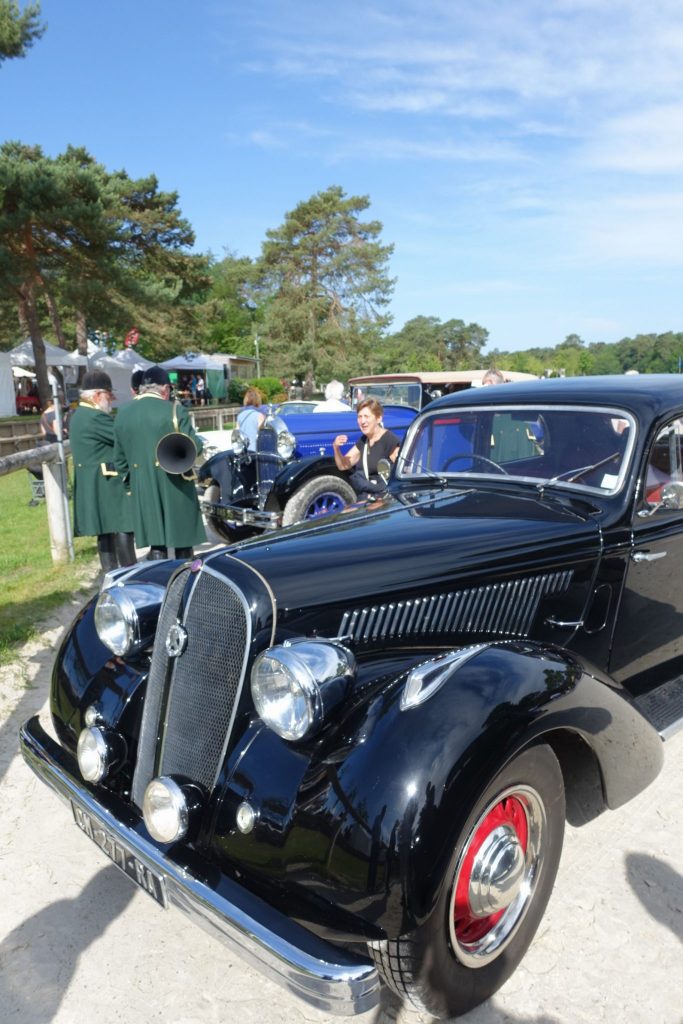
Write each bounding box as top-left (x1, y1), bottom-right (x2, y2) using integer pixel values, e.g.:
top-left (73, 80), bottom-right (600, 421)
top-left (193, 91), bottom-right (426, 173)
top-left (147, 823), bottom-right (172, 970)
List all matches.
top-left (131, 565), bottom-right (251, 808)
top-left (255, 424), bottom-right (284, 506)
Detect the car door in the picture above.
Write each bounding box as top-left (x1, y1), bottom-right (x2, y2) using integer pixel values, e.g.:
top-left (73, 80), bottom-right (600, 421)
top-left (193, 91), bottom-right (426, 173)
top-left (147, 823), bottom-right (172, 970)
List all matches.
top-left (610, 414), bottom-right (683, 686)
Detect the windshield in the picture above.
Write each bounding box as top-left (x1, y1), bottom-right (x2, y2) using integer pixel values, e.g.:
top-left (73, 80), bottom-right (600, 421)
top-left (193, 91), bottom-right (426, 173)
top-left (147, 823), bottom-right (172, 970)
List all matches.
top-left (351, 382), bottom-right (422, 409)
top-left (398, 405), bottom-right (636, 495)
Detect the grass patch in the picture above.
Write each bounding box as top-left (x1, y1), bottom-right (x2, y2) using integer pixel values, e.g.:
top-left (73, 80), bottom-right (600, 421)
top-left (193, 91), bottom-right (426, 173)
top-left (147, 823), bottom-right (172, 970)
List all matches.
top-left (0, 469), bottom-right (98, 663)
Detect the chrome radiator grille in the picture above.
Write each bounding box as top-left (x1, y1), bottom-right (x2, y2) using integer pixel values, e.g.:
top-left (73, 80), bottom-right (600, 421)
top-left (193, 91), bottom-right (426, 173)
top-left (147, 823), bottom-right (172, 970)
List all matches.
top-left (337, 570), bottom-right (573, 645)
top-left (131, 567), bottom-right (251, 808)
top-left (255, 425), bottom-right (282, 505)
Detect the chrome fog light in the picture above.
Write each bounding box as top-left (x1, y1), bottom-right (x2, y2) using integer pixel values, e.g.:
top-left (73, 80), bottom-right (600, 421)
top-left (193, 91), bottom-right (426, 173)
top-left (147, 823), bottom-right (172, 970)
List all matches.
top-left (276, 430), bottom-right (296, 459)
top-left (236, 801), bottom-right (258, 834)
top-left (231, 428), bottom-right (247, 454)
top-left (142, 777), bottom-right (192, 844)
top-left (77, 726), bottom-right (125, 783)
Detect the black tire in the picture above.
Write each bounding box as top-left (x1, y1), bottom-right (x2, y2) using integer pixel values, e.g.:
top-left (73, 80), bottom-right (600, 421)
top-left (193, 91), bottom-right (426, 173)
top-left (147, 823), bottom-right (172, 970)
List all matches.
top-left (281, 475), bottom-right (356, 527)
top-left (368, 744), bottom-right (565, 1019)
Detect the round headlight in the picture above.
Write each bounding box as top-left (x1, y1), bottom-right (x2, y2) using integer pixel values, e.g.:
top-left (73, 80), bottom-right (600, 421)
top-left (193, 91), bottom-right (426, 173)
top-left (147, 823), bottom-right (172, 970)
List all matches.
top-left (94, 589), bottom-right (138, 656)
top-left (77, 727), bottom-right (108, 782)
top-left (251, 648), bottom-right (319, 740)
top-left (231, 428), bottom-right (247, 454)
top-left (94, 584), bottom-right (163, 657)
top-left (143, 777), bottom-right (189, 843)
top-left (251, 641), bottom-right (355, 741)
top-left (276, 430), bottom-right (296, 459)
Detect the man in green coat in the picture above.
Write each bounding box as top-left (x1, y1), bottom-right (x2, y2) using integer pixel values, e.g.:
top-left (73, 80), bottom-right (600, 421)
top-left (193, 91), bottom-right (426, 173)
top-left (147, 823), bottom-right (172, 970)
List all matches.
top-left (113, 365), bottom-right (206, 560)
top-left (70, 370), bottom-right (136, 571)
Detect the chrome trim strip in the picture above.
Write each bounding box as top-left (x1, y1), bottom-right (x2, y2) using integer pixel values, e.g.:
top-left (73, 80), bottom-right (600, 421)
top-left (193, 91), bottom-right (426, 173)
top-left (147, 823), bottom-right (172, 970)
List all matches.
top-left (200, 500), bottom-right (281, 529)
top-left (20, 717), bottom-right (380, 1016)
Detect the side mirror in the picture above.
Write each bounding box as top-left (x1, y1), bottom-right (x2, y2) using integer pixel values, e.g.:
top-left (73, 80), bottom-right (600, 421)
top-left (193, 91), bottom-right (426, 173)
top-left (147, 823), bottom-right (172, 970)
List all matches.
top-left (661, 480), bottom-right (683, 510)
top-left (377, 458), bottom-right (392, 484)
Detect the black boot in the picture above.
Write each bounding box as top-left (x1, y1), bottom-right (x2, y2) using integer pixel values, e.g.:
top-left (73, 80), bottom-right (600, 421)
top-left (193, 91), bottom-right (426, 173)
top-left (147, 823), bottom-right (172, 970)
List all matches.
top-left (175, 547), bottom-right (194, 559)
top-left (148, 546), bottom-right (168, 561)
top-left (97, 534), bottom-right (118, 572)
top-left (115, 532), bottom-right (137, 567)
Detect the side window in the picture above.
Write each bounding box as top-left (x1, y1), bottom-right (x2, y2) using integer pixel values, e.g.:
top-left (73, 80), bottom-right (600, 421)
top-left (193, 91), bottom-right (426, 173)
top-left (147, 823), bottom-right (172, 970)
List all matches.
top-left (645, 417), bottom-right (683, 504)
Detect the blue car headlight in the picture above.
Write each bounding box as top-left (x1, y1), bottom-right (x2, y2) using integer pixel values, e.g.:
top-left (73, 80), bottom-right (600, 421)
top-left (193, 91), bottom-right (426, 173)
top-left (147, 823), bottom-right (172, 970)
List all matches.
top-left (251, 640), bottom-right (355, 740)
top-left (94, 584), bottom-right (165, 657)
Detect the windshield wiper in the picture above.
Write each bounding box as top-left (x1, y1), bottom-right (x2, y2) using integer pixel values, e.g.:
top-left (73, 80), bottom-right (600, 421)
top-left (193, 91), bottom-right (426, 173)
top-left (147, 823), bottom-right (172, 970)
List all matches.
top-left (538, 451), bottom-right (621, 493)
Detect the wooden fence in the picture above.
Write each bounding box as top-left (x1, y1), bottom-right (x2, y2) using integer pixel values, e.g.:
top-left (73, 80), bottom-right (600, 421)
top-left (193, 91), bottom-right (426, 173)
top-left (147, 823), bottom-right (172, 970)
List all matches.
top-left (0, 441), bottom-right (73, 563)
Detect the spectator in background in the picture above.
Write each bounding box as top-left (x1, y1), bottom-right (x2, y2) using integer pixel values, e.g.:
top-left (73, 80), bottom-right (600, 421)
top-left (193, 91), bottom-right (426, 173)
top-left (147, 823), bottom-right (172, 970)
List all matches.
top-left (70, 370), bottom-right (136, 571)
top-left (314, 380), bottom-right (349, 412)
top-left (482, 368), bottom-right (505, 387)
top-left (196, 375), bottom-right (205, 406)
top-left (236, 387), bottom-right (265, 450)
top-left (40, 394), bottom-right (69, 441)
top-left (130, 369), bottom-right (144, 396)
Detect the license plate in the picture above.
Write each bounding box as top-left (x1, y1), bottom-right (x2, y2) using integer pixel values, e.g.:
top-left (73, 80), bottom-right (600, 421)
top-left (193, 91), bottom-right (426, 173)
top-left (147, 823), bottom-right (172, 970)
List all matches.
top-left (71, 801), bottom-right (167, 907)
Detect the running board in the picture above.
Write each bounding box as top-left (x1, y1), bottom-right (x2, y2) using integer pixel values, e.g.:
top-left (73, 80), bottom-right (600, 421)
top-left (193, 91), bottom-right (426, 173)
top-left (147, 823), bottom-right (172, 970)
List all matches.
top-left (633, 676), bottom-right (683, 739)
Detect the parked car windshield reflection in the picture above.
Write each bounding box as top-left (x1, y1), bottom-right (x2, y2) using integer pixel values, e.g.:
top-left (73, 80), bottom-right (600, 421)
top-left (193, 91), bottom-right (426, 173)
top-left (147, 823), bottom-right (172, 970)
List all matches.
top-left (399, 405), bottom-right (637, 495)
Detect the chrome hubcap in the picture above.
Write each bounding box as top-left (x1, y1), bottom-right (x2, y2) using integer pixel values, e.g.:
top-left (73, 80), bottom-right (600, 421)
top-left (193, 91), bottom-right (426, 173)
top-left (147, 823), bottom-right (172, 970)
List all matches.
top-left (449, 785), bottom-right (547, 968)
top-left (468, 824), bottom-right (525, 917)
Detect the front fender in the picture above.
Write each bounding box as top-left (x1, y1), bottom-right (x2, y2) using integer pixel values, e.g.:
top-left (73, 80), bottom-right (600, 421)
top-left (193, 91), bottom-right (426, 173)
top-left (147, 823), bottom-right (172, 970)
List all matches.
top-left (265, 455), bottom-right (348, 511)
top-left (214, 642), bottom-right (663, 939)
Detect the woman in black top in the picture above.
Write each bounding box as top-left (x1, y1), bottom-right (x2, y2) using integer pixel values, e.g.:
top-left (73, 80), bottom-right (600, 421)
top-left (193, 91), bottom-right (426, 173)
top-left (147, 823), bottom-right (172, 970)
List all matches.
top-left (333, 398), bottom-right (400, 497)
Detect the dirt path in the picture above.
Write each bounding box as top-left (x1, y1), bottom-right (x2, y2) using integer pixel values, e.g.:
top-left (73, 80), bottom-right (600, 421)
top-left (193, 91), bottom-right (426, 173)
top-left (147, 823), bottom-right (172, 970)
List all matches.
top-left (1, 587), bottom-right (681, 1024)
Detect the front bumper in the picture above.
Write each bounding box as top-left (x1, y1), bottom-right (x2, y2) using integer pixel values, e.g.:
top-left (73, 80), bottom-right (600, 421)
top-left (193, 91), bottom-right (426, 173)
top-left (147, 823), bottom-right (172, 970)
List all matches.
top-left (200, 499), bottom-right (281, 530)
top-left (19, 715), bottom-right (380, 1015)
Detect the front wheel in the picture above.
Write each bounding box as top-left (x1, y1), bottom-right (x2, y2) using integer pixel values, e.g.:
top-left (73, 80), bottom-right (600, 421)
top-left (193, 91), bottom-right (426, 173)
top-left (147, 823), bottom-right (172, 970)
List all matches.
top-left (368, 743), bottom-right (565, 1019)
top-left (281, 475), bottom-right (356, 526)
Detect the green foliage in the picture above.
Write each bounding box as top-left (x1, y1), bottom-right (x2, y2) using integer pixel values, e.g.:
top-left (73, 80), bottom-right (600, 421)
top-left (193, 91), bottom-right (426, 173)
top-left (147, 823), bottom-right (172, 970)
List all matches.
top-left (247, 376), bottom-right (283, 401)
top-left (0, 142), bottom-right (210, 390)
top-left (376, 315), bottom-right (488, 372)
top-left (257, 185), bottom-right (395, 382)
top-left (227, 377), bottom-right (247, 403)
top-left (0, 469), bottom-right (97, 662)
top-left (0, 0), bottom-right (44, 64)
top-left (198, 251), bottom-right (261, 356)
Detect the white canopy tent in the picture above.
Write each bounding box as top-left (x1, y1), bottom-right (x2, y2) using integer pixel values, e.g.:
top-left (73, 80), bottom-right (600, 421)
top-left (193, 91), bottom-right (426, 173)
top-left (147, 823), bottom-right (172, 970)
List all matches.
top-left (160, 353), bottom-right (227, 372)
top-left (90, 348), bottom-right (155, 407)
top-left (9, 339), bottom-right (88, 369)
top-left (0, 353), bottom-right (15, 417)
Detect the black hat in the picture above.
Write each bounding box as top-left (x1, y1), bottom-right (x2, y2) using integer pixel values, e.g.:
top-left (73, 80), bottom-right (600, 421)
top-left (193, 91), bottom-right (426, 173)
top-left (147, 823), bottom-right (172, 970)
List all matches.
top-left (141, 365), bottom-right (171, 387)
top-left (81, 370), bottom-right (113, 392)
top-left (130, 369), bottom-right (144, 393)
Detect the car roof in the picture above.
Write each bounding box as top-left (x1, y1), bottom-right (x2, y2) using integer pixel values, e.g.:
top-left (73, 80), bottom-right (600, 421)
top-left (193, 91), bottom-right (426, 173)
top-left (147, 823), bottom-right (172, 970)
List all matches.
top-left (348, 371), bottom-right (537, 385)
top-left (427, 373), bottom-right (683, 420)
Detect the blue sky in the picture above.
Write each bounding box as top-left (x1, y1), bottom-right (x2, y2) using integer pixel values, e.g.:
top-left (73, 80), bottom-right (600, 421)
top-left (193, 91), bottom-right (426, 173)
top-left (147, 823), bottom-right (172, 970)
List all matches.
top-left (4, 0), bottom-right (683, 352)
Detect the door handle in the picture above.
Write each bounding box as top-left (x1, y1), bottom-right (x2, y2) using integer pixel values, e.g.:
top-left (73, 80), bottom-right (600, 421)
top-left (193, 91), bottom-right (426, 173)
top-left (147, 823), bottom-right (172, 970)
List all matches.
top-left (631, 550), bottom-right (667, 563)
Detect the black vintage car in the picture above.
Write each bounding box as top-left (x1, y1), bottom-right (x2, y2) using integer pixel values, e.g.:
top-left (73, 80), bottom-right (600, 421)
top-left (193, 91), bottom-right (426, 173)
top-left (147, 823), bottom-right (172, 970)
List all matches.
top-left (20, 375), bottom-right (683, 1018)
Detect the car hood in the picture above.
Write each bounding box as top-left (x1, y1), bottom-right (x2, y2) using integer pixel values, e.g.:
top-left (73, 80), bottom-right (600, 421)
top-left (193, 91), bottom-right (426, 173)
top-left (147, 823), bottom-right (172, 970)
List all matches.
top-left (220, 485), bottom-right (602, 615)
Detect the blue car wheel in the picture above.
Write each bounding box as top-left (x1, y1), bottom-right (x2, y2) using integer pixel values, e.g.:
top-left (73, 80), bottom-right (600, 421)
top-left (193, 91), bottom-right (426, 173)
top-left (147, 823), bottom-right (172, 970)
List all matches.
top-left (281, 475), bottom-right (357, 527)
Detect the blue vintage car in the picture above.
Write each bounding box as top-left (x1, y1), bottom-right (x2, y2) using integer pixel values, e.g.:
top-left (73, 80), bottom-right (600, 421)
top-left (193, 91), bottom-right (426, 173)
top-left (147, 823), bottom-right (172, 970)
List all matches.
top-left (199, 371), bottom-right (536, 539)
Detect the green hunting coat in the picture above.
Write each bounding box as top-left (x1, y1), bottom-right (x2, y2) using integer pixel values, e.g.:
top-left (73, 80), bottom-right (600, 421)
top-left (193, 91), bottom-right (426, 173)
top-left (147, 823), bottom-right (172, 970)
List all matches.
top-left (69, 401), bottom-right (134, 537)
top-left (113, 394), bottom-right (206, 549)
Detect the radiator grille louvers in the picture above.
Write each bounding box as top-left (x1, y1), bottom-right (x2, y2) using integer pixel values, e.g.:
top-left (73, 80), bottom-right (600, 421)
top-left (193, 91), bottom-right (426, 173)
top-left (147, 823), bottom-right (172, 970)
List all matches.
top-left (337, 570), bottom-right (573, 644)
top-left (131, 567), bottom-right (250, 808)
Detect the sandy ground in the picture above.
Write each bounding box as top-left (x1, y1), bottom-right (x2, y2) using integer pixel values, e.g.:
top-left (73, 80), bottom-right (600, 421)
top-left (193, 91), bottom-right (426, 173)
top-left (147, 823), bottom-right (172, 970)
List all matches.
top-left (1, 576), bottom-right (681, 1024)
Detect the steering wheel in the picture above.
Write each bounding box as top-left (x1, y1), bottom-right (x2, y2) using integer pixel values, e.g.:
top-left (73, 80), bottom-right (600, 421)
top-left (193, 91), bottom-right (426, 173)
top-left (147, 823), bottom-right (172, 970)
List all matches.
top-left (442, 452), bottom-right (508, 475)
